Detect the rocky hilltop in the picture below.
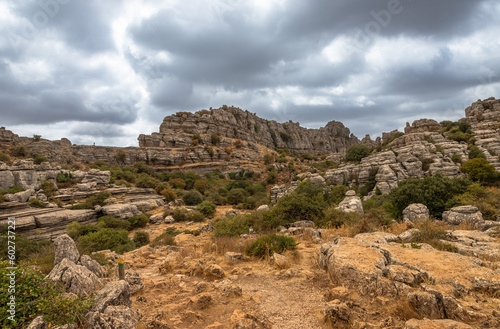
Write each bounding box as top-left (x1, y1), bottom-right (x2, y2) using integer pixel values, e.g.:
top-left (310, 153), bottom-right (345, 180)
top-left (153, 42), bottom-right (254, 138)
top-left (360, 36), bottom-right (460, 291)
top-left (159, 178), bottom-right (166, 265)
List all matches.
top-left (138, 106), bottom-right (359, 154)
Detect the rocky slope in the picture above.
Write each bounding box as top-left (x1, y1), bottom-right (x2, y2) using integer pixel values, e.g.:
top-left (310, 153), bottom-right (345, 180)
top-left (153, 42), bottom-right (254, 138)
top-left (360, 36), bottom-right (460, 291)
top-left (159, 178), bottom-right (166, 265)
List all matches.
top-left (138, 106), bottom-right (359, 154)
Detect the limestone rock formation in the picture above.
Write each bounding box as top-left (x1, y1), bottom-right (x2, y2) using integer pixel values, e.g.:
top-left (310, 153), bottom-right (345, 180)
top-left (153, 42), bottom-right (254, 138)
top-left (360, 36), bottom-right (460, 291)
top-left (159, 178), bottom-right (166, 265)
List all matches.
top-left (319, 233), bottom-right (500, 327)
top-left (442, 206), bottom-right (484, 226)
top-left (139, 106), bottom-right (359, 154)
top-left (47, 258), bottom-right (103, 298)
top-left (402, 203), bottom-right (429, 224)
top-left (54, 234), bottom-right (80, 266)
top-left (336, 190), bottom-right (363, 214)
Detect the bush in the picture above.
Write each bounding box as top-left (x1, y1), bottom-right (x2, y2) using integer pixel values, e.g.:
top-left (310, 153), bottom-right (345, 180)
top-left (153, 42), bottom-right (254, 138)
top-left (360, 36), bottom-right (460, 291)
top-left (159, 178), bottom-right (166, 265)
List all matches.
top-left (450, 184), bottom-right (500, 221)
top-left (182, 190), bottom-right (203, 205)
top-left (245, 235), bottom-right (297, 257)
top-left (170, 178), bottom-right (186, 189)
top-left (344, 144), bottom-right (371, 162)
top-left (211, 133), bottom-right (221, 145)
top-left (468, 145), bottom-right (486, 159)
top-left (263, 194), bottom-right (324, 229)
top-left (150, 232), bottom-right (176, 247)
top-left (214, 215), bottom-right (253, 237)
top-left (451, 155), bottom-right (462, 164)
top-left (193, 179), bottom-right (209, 193)
top-left (66, 222), bottom-right (97, 240)
top-left (186, 210), bottom-right (205, 222)
top-left (0, 261), bottom-right (94, 328)
top-left (98, 216), bottom-right (132, 231)
top-left (133, 231), bottom-right (150, 247)
top-left (78, 228), bottom-right (135, 254)
top-left (266, 172), bottom-right (277, 185)
top-left (70, 191), bottom-right (111, 210)
top-left (318, 207), bottom-right (362, 228)
top-left (197, 201), bottom-right (216, 217)
top-left (39, 179), bottom-right (56, 198)
top-left (29, 198), bottom-right (46, 208)
top-left (161, 188), bottom-right (177, 202)
top-left (460, 158), bottom-right (498, 184)
top-left (32, 154), bottom-right (48, 165)
top-left (328, 185), bottom-right (349, 205)
top-left (227, 188), bottom-right (248, 205)
top-left (0, 151), bottom-right (10, 163)
top-left (172, 208), bottom-right (188, 222)
top-left (115, 149), bottom-right (127, 164)
top-left (136, 173), bottom-right (160, 189)
top-left (56, 172), bottom-right (73, 183)
top-left (11, 146), bottom-right (27, 157)
top-left (127, 214), bottom-right (149, 228)
top-left (387, 174), bottom-right (470, 219)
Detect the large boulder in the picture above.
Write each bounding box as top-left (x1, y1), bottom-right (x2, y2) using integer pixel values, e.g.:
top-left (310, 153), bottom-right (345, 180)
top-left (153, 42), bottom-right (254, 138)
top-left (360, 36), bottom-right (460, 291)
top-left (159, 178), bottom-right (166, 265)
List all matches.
top-left (442, 205), bottom-right (483, 226)
top-left (402, 203), bottom-right (429, 223)
top-left (125, 269), bottom-right (144, 294)
top-left (92, 280), bottom-right (132, 312)
top-left (46, 258), bottom-right (103, 297)
top-left (309, 174), bottom-right (326, 185)
top-left (53, 234), bottom-right (80, 265)
top-left (335, 190), bottom-right (363, 214)
top-left (101, 203), bottom-right (141, 220)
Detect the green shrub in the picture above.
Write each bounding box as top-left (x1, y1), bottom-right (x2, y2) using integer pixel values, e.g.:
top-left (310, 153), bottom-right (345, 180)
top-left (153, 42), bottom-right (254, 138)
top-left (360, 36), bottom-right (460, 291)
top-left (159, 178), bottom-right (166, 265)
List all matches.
top-left (32, 154), bottom-right (48, 165)
top-left (115, 149), bottom-right (127, 164)
top-left (136, 173), bottom-right (160, 189)
top-left (133, 231), bottom-right (150, 247)
top-left (127, 214), bottom-right (149, 228)
top-left (39, 179), bottom-right (56, 198)
top-left (245, 235), bottom-right (297, 257)
top-left (263, 194), bottom-right (324, 229)
top-left (387, 174), bottom-right (470, 219)
top-left (211, 133), bottom-right (221, 145)
top-left (78, 228), bottom-right (135, 254)
top-left (98, 216), bottom-right (132, 230)
top-left (263, 153), bottom-right (274, 165)
top-left (460, 158), bottom-right (498, 184)
top-left (172, 208), bottom-right (188, 222)
top-left (134, 162), bottom-right (154, 174)
top-left (186, 210), bottom-right (205, 222)
top-left (182, 190), bottom-right (203, 205)
top-left (0, 261), bottom-right (94, 328)
top-left (451, 155), bottom-right (462, 164)
top-left (468, 145), bottom-right (486, 159)
top-left (193, 179), bottom-right (209, 193)
top-left (0, 151), bottom-right (10, 163)
top-left (344, 144), bottom-right (371, 162)
top-left (318, 208), bottom-right (362, 228)
top-left (160, 188), bottom-right (177, 202)
top-left (197, 201), bottom-right (216, 217)
top-left (70, 191), bottom-right (111, 210)
top-left (227, 188), bottom-right (248, 205)
top-left (328, 185), bottom-right (349, 205)
top-left (449, 184), bottom-right (500, 221)
top-left (266, 172), bottom-right (277, 185)
top-left (66, 222), bottom-right (97, 240)
top-left (29, 198), bottom-right (46, 208)
top-left (170, 178), bottom-right (186, 189)
top-left (214, 215), bottom-right (253, 237)
top-left (11, 146), bottom-right (27, 157)
top-left (56, 172), bottom-right (73, 183)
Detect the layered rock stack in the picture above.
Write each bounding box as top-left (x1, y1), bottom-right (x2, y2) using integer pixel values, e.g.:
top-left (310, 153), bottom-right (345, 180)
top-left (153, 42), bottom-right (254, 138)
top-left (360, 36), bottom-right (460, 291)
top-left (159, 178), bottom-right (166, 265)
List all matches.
top-left (138, 106), bottom-right (359, 154)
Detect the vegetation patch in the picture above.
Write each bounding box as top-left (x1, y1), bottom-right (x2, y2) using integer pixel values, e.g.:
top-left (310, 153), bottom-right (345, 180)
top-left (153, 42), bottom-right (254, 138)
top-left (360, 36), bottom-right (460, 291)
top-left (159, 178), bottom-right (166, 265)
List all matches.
top-left (245, 235), bottom-right (297, 257)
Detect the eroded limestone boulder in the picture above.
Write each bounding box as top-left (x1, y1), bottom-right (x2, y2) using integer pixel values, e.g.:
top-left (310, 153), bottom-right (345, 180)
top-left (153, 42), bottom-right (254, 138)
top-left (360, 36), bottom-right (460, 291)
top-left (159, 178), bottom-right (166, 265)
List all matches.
top-left (442, 206), bottom-right (484, 226)
top-left (53, 234), bottom-right (80, 265)
top-left (403, 203), bottom-right (429, 224)
top-left (336, 190), bottom-right (363, 214)
top-left (47, 258), bottom-right (103, 297)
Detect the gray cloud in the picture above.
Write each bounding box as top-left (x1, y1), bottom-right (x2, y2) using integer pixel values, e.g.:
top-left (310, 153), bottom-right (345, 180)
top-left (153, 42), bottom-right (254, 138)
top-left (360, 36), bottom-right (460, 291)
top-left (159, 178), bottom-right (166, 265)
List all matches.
top-left (0, 0), bottom-right (499, 146)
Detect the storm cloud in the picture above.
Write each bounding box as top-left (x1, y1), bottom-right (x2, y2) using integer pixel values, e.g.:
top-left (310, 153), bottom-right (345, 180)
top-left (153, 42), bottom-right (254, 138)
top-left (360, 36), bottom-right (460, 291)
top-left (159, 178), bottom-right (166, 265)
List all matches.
top-left (0, 0), bottom-right (499, 146)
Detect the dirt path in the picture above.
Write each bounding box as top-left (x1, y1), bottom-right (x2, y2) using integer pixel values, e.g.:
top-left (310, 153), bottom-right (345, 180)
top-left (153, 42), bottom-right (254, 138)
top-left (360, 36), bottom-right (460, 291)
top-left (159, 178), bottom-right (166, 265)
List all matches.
top-left (124, 219), bottom-right (332, 328)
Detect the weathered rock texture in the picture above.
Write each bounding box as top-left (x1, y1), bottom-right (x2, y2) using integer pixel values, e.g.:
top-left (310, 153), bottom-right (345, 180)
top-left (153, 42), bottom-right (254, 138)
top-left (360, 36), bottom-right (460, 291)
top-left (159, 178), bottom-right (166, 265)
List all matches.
top-left (139, 106), bottom-right (359, 154)
top-left (319, 233), bottom-right (500, 328)
top-left (336, 190), bottom-right (364, 214)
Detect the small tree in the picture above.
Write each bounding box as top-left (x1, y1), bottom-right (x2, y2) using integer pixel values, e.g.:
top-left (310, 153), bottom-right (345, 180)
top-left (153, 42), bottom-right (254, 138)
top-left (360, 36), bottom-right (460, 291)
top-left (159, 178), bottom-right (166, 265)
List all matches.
top-left (460, 158), bottom-right (498, 184)
top-left (344, 144), bottom-right (371, 162)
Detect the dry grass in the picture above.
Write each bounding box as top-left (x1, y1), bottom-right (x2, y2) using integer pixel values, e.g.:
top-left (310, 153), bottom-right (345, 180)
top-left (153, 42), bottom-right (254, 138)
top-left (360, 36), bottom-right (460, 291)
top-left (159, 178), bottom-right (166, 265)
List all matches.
top-left (203, 236), bottom-right (253, 255)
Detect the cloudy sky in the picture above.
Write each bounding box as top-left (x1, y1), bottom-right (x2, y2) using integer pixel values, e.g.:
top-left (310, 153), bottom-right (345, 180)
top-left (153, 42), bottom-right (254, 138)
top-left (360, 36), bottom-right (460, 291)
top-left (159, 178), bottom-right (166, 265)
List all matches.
top-left (1, 0), bottom-right (499, 146)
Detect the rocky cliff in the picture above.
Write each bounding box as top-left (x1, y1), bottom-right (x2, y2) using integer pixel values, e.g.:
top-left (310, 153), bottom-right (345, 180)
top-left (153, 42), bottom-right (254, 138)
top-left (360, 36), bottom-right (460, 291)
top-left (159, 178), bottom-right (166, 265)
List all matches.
top-left (138, 106), bottom-right (359, 154)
